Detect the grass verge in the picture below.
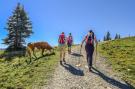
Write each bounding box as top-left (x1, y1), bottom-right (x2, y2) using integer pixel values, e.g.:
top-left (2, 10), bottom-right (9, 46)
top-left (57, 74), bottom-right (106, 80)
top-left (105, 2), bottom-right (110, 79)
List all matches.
top-left (0, 51), bottom-right (59, 89)
top-left (98, 37), bottom-right (135, 87)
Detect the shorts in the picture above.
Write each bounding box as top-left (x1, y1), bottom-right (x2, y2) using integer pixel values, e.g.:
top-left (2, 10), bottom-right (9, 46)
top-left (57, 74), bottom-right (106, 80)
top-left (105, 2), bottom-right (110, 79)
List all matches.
top-left (59, 44), bottom-right (66, 52)
top-left (67, 43), bottom-right (72, 47)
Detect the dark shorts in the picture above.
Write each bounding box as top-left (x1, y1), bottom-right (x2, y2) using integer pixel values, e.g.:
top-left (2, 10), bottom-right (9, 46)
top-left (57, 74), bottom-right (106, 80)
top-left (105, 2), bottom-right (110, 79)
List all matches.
top-left (67, 43), bottom-right (72, 47)
top-left (85, 44), bottom-right (94, 55)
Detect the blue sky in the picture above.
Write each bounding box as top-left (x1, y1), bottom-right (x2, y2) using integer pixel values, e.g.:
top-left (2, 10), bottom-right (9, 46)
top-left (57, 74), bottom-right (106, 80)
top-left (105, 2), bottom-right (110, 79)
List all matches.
top-left (0, 0), bottom-right (135, 48)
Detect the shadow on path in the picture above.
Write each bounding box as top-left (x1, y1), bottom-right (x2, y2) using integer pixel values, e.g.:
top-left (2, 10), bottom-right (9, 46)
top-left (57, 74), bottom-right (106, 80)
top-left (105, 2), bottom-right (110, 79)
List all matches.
top-left (91, 67), bottom-right (132, 89)
top-left (61, 63), bottom-right (84, 76)
top-left (34, 52), bottom-right (55, 60)
top-left (70, 52), bottom-right (83, 57)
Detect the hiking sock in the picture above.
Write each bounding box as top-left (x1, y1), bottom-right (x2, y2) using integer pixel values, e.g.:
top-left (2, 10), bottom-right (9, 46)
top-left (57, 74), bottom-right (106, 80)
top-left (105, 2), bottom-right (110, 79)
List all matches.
top-left (63, 58), bottom-right (66, 63)
top-left (60, 60), bottom-right (62, 65)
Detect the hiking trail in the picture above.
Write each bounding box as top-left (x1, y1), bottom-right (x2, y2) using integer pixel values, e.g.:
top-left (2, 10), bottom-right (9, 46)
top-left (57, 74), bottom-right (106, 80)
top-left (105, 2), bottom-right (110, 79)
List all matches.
top-left (43, 46), bottom-right (131, 89)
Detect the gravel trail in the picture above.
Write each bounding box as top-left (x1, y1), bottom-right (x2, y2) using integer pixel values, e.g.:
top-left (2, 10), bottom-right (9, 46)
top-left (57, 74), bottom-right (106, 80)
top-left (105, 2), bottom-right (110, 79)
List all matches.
top-left (43, 46), bottom-right (131, 89)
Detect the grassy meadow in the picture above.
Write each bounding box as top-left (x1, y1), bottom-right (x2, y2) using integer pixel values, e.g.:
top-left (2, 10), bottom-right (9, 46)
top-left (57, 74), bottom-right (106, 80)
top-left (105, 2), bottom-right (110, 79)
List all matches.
top-left (98, 37), bottom-right (135, 87)
top-left (0, 50), bottom-right (4, 55)
top-left (0, 49), bottom-right (59, 89)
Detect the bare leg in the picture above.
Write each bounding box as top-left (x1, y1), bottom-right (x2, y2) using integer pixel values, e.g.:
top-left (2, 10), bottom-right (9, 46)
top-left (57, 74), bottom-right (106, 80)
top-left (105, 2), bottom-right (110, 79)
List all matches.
top-left (63, 48), bottom-right (66, 63)
top-left (60, 48), bottom-right (63, 64)
top-left (60, 49), bottom-right (62, 61)
top-left (68, 47), bottom-right (70, 54)
top-left (70, 47), bottom-right (71, 54)
top-left (63, 51), bottom-right (65, 59)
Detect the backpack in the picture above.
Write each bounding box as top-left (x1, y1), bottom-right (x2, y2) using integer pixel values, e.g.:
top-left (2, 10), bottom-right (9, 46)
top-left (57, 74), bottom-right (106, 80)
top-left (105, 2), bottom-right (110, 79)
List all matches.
top-left (85, 34), bottom-right (95, 45)
top-left (59, 34), bottom-right (65, 44)
top-left (67, 36), bottom-right (73, 44)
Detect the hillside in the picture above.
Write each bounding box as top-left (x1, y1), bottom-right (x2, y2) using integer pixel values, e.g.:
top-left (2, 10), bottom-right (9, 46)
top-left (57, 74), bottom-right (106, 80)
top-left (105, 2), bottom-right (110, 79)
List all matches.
top-left (0, 39), bottom-right (134, 89)
top-left (98, 37), bottom-right (135, 87)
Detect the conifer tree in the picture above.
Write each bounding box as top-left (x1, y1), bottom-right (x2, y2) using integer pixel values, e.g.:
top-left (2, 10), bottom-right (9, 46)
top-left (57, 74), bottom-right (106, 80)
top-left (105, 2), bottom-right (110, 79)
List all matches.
top-left (3, 3), bottom-right (33, 51)
top-left (115, 33), bottom-right (118, 39)
top-left (106, 31), bottom-right (111, 41)
top-left (118, 34), bottom-right (121, 39)
top-left (103, 36), bottom-right (106, 41)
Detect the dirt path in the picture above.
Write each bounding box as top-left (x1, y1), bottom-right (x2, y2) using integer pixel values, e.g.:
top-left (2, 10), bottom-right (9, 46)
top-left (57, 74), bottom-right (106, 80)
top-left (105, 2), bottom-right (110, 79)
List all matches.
top-left (43, 46), bottom-right (131, 89)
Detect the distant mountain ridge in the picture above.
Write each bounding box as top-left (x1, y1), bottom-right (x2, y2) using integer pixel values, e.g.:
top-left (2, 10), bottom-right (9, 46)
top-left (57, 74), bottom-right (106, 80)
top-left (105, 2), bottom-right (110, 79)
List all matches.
top-left (0, 48), bottom-right (5, 50)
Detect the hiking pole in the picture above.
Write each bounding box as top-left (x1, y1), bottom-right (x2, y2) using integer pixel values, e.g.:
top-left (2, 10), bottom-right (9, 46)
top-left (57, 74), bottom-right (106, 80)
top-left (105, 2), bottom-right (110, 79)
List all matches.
top-left (94, 43), bottom-right (98, 67)
top-left (80, 45), bottom-right (82, 55)
top-left (76, 45), bottom-right (82, 67)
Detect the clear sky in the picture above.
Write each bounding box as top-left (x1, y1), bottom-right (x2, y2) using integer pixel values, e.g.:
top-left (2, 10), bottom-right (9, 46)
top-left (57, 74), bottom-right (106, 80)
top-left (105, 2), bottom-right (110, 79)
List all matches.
top-left (0, 0), bottom-right (135, 48)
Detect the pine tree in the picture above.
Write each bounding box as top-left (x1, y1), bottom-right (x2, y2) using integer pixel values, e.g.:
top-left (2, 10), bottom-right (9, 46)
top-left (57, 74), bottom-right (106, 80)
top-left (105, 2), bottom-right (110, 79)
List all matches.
top-left (3, 3), bottom-right (33, 51)
top-left (118, 34), bottom-right (121, 39)
top-left (103, 36), bottom-right (106, 41)
top-left (106, 31), bottom-right (111, 40)
top-left (115, 33), bottom-right (121, 40)
top-left (115, 33), bottom-right (118, 39)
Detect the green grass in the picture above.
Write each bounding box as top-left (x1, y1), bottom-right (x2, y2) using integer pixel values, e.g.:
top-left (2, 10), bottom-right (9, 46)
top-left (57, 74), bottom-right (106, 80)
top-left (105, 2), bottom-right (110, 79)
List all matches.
top-left (0, 50), bottom-right (4, 55)
top-left (98, 37), bottom-right (135, 87)
top-left (0, 51), bottom-right (59, 89)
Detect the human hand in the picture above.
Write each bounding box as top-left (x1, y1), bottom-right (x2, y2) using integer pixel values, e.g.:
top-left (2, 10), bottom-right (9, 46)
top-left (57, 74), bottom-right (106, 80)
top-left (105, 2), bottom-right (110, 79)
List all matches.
top-left (81, 44), bottom-right (82, 48)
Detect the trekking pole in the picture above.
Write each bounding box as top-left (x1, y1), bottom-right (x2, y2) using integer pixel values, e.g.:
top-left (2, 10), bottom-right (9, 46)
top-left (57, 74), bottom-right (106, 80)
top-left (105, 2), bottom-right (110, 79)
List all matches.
top-left (76, 45), bottom-right (82, 67)
top-left (80, 45), bottom-right (82, 55)
top-left (94, 43), bottom-right (98, 67)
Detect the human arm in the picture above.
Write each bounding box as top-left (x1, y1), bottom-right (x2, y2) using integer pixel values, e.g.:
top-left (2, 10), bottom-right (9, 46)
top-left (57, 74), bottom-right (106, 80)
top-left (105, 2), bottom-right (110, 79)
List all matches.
top-left (58, 36), bottom-right (60, 43)
top-left (94, 36), bottom-right (98, 55)
top-left (65, 36), bottom-right (67, 44)
top-left (81, 37), bottom-right (86, 48)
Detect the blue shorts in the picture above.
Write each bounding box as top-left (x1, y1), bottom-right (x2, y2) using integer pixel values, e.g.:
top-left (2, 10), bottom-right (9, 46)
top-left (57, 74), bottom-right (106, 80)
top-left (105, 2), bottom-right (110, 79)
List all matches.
top-left (59, 44), bottom-right (65, 47)
top-left (59, 44), bottom-right (66, 52)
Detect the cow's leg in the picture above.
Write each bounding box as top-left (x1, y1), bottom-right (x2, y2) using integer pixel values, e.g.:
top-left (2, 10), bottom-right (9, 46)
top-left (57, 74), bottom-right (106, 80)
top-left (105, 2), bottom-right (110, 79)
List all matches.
top-left (33, 48), bottom-right (37, 59)
top-left (42, 49), bottom-right (45, 56)
top-left (28, 50), bottom-right (32, 63)
top-left (25, 48), bottom-right (32, 64)
top-left (49, 49), bottom-right (55, 55)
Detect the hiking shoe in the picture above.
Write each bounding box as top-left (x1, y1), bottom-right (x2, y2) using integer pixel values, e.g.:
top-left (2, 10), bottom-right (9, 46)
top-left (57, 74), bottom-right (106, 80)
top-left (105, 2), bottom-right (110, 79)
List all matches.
top-left (60, 61), bottom-right (62, 65)
top-left (89, 68), bottom-right (92, 72)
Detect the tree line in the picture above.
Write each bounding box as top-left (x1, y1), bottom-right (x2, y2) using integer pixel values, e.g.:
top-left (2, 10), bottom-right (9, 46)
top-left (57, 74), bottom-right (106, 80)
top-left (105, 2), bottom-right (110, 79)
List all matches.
top-left (103, 31), bottom-right (121, 41)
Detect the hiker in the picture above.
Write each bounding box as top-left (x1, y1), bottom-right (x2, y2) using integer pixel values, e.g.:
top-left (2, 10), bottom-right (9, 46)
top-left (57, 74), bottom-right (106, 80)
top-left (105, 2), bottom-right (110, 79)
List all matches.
top-left (58, 32), bottom-right (66, 64)
top-left (81, 30), bottom-right (98, 72)
top-left (67, 33), bottom-right (73, 54)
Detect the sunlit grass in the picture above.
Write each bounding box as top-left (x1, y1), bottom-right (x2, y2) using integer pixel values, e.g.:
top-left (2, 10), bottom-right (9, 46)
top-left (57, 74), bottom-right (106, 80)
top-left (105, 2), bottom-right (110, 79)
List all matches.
top-left (0, 50), bottom-right (59, 89)
top-left (98, 37), bottom-right (135, 87)
top-left (0, 50), bottom-right (4, 55)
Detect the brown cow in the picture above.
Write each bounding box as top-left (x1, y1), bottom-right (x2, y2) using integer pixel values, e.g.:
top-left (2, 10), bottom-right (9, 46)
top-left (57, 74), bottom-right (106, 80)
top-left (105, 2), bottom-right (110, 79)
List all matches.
top-left (26, 42), bottom-right (53, 60)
